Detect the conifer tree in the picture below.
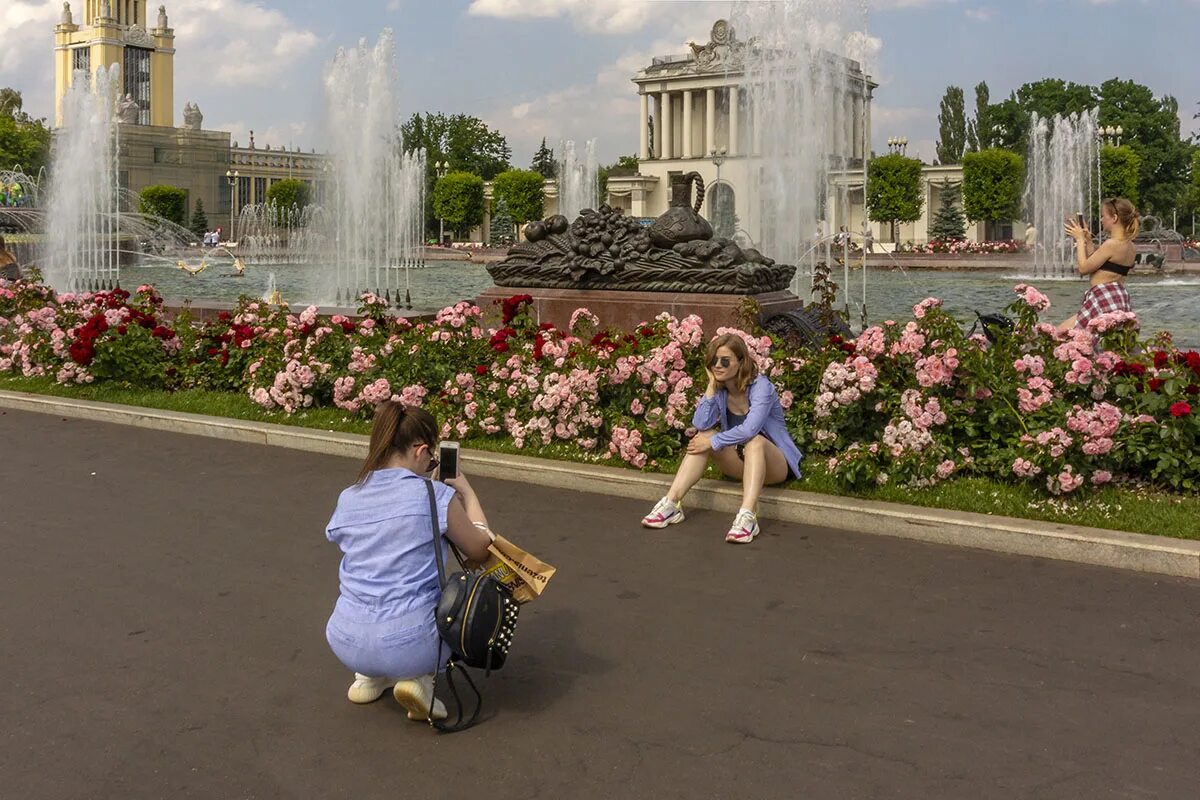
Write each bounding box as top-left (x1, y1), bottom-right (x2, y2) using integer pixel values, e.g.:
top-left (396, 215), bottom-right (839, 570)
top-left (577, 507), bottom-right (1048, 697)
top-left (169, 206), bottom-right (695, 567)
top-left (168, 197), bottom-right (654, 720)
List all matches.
top-left (189, 198), bottom-right (209, 239)
top-left (928, 181), bottom-right (967, 241)
top-left (489, 196), bottom-right (514, 246)
top-left (530, 138), bottom-right (556, 179)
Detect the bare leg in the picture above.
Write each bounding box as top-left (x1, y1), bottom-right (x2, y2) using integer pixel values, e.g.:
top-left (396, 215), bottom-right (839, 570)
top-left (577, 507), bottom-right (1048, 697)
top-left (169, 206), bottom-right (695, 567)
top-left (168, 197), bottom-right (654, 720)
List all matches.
top-left (737, 437), bottom-right (790, 514)
top-left (667, 452), bottom-right (710, 504)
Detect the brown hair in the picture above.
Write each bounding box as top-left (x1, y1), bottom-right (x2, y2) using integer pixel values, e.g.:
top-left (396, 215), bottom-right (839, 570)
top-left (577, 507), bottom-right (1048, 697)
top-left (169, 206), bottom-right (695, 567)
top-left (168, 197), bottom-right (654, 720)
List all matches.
top-left (705, 333), bottom-right (758, 392)
top-left (1103, 197), bottom-right (1139, 239)
top-left (356, 401), bottom-right (438, 483)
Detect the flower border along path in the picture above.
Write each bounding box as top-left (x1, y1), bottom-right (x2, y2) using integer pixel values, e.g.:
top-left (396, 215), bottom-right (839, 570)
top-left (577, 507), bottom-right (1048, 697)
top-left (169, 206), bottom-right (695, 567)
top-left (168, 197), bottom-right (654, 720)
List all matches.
top-left (3, 389), bottom-right (1196, 580)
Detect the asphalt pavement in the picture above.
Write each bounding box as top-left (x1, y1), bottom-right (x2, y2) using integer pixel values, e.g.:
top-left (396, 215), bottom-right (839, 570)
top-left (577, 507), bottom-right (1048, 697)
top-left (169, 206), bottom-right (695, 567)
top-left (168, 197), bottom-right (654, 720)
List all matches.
top-left (2, 408), bottom-right (1198, 800)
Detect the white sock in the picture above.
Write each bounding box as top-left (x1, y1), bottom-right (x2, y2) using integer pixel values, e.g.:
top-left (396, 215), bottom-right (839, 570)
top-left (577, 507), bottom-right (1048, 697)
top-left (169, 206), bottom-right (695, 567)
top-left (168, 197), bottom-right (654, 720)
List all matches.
top-left (738, 507), bottom-right (755, 518)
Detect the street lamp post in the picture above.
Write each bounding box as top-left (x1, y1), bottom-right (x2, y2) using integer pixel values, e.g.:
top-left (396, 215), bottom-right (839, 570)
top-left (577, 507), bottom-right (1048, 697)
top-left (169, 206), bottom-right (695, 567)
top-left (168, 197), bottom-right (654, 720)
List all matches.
top-left (886, 136), bottom-right (908, 156)
top-left (435, 160), bottom-right (449, 246)
top-left (708, 147), bottom-right (727, 234)
top-left (225, 169), bottom-right (239, 244)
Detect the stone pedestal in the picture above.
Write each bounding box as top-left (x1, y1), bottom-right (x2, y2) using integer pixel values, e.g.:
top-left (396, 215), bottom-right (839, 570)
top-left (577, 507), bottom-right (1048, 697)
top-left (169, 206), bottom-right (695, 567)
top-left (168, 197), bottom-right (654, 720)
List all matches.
top-left (475, 287), bottom-right (804, 334)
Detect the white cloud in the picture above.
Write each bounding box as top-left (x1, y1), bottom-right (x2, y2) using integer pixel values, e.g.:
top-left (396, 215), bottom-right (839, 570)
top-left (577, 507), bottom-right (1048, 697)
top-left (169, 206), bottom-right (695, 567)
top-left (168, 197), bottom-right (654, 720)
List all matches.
top-left (0, 1), bottom-right (60, 120)
top-left (964, 8), bottom-right (993, 21)
top-left (467, 0), bottom-right (656, 34)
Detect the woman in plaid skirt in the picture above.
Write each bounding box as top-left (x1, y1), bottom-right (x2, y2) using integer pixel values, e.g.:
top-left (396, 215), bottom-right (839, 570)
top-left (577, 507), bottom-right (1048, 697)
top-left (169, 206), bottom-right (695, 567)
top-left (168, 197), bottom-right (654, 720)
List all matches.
top-left (1058, 198), bottom-right (1139, 332)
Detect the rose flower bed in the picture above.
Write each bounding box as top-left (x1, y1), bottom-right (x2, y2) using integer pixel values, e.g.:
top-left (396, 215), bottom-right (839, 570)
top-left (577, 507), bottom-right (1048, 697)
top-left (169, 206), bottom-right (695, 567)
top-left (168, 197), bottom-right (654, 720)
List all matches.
top-left (2, 273), bottom-right (1198, 498)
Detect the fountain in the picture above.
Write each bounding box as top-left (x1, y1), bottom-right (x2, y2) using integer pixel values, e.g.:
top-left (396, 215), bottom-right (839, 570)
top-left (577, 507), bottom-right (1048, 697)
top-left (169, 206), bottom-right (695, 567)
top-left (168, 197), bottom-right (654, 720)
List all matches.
top-left (555, 139), bottom-right (598, 221)
top-left (1024, 108), bottom-right (1099, 278)
top-left (733, 0), bottom-right (869, 288)
top-left (45, 65), bottom-right (122, 292)
top-left (322, 30), bottom-right (427, 307)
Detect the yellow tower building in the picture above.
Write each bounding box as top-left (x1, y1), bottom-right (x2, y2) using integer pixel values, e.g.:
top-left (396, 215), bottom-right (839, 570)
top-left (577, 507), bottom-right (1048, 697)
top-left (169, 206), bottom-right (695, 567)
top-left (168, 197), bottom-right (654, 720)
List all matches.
top-left (54, 1), bottom-right (175, 128)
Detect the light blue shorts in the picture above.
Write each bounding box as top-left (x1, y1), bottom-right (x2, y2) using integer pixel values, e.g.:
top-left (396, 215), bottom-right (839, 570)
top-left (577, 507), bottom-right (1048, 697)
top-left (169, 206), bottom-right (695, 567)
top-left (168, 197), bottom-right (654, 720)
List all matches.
top-left (326, 597), bottom-right (442, 679)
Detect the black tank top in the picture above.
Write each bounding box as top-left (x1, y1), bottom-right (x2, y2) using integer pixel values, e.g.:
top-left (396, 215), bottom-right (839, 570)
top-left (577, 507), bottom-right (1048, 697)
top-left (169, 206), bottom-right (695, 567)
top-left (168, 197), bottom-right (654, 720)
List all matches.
top-left (1099, 259), bottom-right (1133, 276)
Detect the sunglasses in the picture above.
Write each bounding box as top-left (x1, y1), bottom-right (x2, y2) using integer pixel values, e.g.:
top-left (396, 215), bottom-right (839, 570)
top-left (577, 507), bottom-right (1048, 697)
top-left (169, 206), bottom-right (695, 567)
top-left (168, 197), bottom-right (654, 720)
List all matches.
top-left (709, 356), bottom-right (733, 368)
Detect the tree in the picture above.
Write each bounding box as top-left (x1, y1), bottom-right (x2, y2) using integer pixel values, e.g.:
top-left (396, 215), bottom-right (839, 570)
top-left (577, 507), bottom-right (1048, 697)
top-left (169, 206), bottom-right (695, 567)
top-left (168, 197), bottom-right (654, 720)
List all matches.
top-left (1099, 78), bottom-right (1193, 215)
top-left (265, 178), bottom-right (311, 211)
top-left (1100, 145), bottom-right (1141, 206)
top-left (0, 88), bottom-right (51, 175)
top-left (531, 138), bottom-right (556, 179)
top-left (400, 112), bottom-right (512, 180)
top-left (492, 169), bottom-right (545, 226)
top-left (489, 195), bottom-right (515, 246)
top-left (866, 153), bottom-right (924, 241)
top-left (936, 86), bottom-right (967, 164)
top-left (431, 171), bottom-right (485, 239)
top-left (139, 185), bottom-right (187, 227)
top-left (962, 149), bottom-right (1024, 229)
top-left (189, 198), bottom-right (210, 239)
top-left (965, 81), bottom-right (992, 153)
top-left (928, 181), bottom-right (967, 241)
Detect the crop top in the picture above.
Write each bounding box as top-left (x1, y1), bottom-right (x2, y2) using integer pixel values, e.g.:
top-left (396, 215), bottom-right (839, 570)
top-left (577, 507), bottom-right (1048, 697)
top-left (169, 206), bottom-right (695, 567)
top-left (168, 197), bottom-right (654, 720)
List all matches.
top-left (1098, 259), bottom-right (1133, 276)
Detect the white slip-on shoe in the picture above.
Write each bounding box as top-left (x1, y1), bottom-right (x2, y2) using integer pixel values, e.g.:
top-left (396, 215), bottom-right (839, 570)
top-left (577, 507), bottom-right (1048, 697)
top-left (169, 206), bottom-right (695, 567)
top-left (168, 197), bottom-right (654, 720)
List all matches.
top-left (393, 673), bottom-right (448, 721)
top-left (347, 673), bottom-right (395, 704)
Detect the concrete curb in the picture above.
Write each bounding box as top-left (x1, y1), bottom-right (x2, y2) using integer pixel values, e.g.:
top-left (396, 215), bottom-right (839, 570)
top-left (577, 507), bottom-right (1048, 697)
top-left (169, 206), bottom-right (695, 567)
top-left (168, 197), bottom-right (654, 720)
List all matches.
top-left (2, 389), bottom-right (1198, 580)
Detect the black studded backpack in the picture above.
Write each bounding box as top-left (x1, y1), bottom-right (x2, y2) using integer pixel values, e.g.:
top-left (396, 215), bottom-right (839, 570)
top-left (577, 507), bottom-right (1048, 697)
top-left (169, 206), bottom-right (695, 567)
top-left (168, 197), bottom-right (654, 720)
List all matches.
top-left (424, 480), bottom-right (519, 731)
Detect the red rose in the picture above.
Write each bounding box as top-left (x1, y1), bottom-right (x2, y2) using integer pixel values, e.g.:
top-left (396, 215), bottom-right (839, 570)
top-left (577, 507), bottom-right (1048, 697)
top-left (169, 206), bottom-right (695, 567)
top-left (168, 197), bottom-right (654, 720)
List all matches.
top-left (68, 339), bottom-right (94, 365)
top-left (339, 320), bottom-right (355, 333)
top-left (538, 322), bottom-right (555, 331)
top-left (1153, 351), bottom-right (1169, 369)
top-left (1148, 378), bottom-right (1165, 392)
top-left (218, 311), bottom-right (232, 322)
top-left (639, 326), bottom-right (654, 337)
top-left (475, 365), bottom-right (488, 376)
top-left (1187, 385), bottom-right (1200, 396)
top-left (1169, 402), bottom-right (1192, 417)
top-left (116, 325), bottom-right (128, 335)
top-left (1186, 351), bottom-right (1200, 375)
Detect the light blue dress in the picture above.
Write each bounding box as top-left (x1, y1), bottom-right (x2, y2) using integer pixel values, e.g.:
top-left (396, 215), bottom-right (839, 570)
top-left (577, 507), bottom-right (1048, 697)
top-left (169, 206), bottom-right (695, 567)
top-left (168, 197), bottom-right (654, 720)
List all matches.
top-left (692, 374), bottom-right (803, 479)
top-left (324, 468), bottom-right (455, 679)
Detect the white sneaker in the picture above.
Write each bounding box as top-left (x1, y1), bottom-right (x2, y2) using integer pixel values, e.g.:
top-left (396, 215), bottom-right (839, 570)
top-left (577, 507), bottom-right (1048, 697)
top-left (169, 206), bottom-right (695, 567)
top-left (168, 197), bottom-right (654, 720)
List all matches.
top-left (393, 673), bottom-right (448, 721)
top-left (641, 496), bottom-right (685, 528)
top-left (347, 673), bottom-right (395, 704)
top-left (725, 509), bottom-right (760, 544)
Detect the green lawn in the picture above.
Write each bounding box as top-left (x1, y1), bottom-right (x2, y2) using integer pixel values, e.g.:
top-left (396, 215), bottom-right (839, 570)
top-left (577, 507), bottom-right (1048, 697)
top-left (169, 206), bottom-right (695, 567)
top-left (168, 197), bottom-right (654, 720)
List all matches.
top-left (3, 374), bottom-right (1198, 541)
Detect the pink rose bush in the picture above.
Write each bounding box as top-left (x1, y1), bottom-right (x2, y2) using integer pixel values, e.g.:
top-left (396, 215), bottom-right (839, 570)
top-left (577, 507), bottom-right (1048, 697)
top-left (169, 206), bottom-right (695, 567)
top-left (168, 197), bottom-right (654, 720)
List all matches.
top-left (2, 271), bottom-right (1198, 493)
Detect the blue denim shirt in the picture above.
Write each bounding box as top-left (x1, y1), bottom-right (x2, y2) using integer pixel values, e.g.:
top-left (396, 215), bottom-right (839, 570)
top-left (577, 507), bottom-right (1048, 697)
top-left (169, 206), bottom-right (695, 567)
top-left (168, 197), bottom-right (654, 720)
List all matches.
top-left (326, 468), bottom-right (456, 619)
top-left (692, 374), bottom-right (803, 478)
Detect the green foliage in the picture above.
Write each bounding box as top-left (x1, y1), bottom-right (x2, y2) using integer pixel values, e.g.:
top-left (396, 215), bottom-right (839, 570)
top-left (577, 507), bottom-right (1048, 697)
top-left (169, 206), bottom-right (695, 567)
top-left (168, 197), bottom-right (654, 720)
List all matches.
top-left (492, 169), bottom-right (545, 225)
top-left (189, 198), bottom-right (209, 239)
top-left (530, 138), bottom-right (556, 179)
top-left (1099, 146), bottom-right (1141, 206)
top-left (866, 154), bottom-right (924, 238)
top-left (962, 149), bottom-right (1024, 223)
top-left (400, 112), bottom-right (512, 180)
top-left (139, 185), bottom-right (187, 227)
top-left (431, 171), bottom-right (485, 238)
top-left (265, 178), bottom-right (311, 211)
top-left (928, 181), bottom-right (967, 241)
top-left (1188, 150), bottom-right (1200, 219)
top-left (597, 154), bottom-right (639, 201)
top-left (0, 88), bottom-right (51, 174)
top-left (965, 81), bottom-right (991, 152)
top-left (1098, 78), bottom-right (1194, 215)
top-left (936, 86), bottom-right (966, 164)
top-left (489, 196), bottom-right (514, 246)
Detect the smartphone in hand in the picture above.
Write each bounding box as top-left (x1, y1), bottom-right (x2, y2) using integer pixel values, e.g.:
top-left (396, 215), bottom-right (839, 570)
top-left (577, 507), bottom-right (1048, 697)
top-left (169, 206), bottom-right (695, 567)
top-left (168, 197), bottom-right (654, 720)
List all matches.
top-left (438, 441), bottom-right (460, 481)
top-left (1076, 212), bottom-right (1086, 228)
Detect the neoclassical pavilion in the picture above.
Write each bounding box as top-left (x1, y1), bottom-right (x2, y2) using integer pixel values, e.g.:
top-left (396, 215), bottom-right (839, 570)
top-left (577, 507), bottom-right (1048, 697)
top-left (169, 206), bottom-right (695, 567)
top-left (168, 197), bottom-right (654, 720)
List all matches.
top-left (610, 19), bottom-right (875, 248)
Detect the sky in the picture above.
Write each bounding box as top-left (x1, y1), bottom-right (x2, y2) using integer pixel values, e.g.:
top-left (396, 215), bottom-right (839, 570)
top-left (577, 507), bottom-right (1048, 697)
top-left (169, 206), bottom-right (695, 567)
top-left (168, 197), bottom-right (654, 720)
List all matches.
top-left (2, 0), bottom-right (1198, 167)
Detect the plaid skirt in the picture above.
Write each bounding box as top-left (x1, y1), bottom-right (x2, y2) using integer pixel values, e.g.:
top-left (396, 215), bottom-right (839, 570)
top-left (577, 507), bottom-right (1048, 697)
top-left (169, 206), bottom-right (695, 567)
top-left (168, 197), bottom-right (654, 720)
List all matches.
top-left (1076, 282), bottom-right (1132, 328)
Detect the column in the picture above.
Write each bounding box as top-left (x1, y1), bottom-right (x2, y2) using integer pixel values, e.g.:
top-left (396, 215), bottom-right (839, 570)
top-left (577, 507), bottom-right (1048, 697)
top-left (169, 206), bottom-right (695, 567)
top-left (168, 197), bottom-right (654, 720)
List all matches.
top-left (729, 85), bottom-right (740, 156)
top-left (653, 93), bottom-right (663, 159)
top-left (864, 88), bottom-right (873, 159)
top-left (639, 93), bottom-right (650, 160)
top-left (752, 96), bottom-right (762, 156)
top-left (844, 90), bottom-right (854, 162)
top-left (682, 90), bottom-right (693, 159)
top-left (706, 88), bottom-right (716, 156)
top-left (852, 93), bottom-right (862, 160)
top-left (661, 90), bottom-right (673, 160)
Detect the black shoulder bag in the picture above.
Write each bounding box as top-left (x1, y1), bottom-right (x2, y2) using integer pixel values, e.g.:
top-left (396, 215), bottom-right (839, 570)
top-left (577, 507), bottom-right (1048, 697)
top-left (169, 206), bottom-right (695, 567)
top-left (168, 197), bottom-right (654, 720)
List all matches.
top-left (424, 480), bottom-right (520, 732)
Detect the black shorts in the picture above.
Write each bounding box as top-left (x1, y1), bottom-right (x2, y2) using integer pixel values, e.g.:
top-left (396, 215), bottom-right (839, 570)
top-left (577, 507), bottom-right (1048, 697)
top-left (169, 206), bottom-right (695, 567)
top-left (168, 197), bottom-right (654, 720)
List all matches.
top-left (734, 436), bottom-right (799, 481)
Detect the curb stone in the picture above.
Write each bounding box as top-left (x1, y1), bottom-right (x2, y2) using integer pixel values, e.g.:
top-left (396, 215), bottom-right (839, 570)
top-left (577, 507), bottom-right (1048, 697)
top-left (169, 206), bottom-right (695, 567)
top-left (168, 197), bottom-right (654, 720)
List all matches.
top-left (1, 389), bottom-right (1197, 580)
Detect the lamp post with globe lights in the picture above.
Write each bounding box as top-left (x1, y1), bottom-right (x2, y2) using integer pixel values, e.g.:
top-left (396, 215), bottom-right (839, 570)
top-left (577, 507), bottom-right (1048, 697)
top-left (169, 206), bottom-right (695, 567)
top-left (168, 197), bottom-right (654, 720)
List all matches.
top-left (225, 169), bottom-right (239, 244)
top-left (435, 160), bottom-right (449, 246)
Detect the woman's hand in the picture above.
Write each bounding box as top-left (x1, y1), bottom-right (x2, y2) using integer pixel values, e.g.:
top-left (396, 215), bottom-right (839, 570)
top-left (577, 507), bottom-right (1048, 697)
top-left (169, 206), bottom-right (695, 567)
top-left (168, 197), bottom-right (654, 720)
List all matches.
top-left (704, 366), bottom-right (717, 395)
top-left (686, 431), bottom-right (714, 455)
top-left (1063, 216), bottom-right (1089, 241)
top-left (443, 473), bottom-right (475, 498)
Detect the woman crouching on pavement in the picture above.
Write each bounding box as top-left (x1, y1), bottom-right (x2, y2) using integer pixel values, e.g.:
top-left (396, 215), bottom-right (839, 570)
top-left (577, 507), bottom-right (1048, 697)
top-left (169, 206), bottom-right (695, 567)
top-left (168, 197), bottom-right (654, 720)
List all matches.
top-left (641, 333), bottom-right (802, 543)
top-left (324, 401), bottom-right (493, 721)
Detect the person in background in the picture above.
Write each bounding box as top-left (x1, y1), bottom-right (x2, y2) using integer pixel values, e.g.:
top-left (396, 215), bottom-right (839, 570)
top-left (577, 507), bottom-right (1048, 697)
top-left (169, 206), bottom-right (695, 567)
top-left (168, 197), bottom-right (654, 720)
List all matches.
top-left (324, 402), bottom-right (494, 722)
top-left (641, 333), bottom-right (802, 544)
top-left (1059, 198), bottom-right (1139, 332)
top-left (0, 236), bottom-right (22, 281)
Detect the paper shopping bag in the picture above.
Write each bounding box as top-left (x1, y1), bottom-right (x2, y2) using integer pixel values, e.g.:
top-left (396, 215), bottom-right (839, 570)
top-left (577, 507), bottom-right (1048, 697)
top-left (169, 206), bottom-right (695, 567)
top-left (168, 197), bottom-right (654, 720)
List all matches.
top-left (477, 534), bottom-right (556, 604)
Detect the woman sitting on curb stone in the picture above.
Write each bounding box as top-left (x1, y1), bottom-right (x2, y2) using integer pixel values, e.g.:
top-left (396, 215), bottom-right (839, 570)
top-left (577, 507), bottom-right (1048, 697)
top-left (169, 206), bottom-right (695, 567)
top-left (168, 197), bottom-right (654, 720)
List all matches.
top-left (641, 333), bottom-right (802, 543)
top-left (324, 402), bottom-right (493, 722)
